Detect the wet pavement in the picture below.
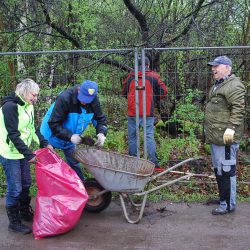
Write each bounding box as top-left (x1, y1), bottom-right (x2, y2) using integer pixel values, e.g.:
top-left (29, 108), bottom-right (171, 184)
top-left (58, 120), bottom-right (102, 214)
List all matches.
top-left (0, 197), bottom-right (249, 250)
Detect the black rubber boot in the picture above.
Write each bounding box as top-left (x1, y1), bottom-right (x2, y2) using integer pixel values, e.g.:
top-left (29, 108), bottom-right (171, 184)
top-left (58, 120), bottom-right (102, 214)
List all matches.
top-left (19, 197), bottom-right (34, 221)
top-left (6, 206), bottom-right (32, 234)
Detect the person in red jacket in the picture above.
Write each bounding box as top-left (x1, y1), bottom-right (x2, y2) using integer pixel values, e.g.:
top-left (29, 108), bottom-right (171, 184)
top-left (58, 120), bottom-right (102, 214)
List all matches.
top-left (122, 57), bottom-right (167, 167)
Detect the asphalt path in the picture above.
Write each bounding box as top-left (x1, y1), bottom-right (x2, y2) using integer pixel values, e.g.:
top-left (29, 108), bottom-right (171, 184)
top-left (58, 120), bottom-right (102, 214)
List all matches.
top-left (0, 198), bottom-right (249, 250)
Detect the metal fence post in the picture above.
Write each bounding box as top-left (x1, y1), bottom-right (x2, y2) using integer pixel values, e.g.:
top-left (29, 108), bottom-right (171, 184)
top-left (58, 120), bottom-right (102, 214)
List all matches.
top-left (134, 48), bottom-right (140, 158)
top-left (141, 48), bottom-right (147, 159)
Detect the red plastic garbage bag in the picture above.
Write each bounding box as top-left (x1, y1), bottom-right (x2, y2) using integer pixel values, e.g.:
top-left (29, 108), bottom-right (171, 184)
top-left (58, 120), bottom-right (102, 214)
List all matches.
top-left (33, 148), bottom-right (88, 240)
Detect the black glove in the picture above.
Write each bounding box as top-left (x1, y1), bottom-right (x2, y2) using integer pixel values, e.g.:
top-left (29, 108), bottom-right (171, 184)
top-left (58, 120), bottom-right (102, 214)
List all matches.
top-left (80, 136), bottom-right (95, 146)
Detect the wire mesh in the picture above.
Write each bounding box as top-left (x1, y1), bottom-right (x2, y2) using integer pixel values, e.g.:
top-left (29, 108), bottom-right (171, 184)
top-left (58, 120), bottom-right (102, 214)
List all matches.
top-left (0, 47), bottom-right (249, 190)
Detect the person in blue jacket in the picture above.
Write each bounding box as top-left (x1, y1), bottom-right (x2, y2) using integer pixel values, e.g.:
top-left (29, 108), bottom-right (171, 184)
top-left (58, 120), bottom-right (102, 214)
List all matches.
top-left (40, 80), bottom-right (107, 181)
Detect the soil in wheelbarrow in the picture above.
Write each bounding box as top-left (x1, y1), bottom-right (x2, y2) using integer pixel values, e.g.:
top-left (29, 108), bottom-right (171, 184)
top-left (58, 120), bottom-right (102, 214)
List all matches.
top-left (0, 198), bottom-right (249, 250)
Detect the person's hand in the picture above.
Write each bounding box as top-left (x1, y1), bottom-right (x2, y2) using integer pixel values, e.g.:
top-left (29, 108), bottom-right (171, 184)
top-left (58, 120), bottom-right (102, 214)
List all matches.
top-left (223, 128), bottom-right (235, 144)
top-left (46, 144), bottom-right (55, 153)
top-left (28, 156), bottom-right (37, 164)
top-left (70, 134), bottom-right (82, 145)
top-left (94, 133), bottom-right (106, 147)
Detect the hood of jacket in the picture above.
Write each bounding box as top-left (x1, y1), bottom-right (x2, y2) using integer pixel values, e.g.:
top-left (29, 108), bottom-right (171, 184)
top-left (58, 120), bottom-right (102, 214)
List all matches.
top-left (1, 92), bottom-right (25, 107)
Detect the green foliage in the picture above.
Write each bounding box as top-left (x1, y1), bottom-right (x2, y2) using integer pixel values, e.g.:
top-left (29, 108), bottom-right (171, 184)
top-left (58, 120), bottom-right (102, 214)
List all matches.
top-left (203, 143), bottom-right (211, 154)
top-left (103, 127), bottom-right (127, 153)
top-left (135, 181), bottom-right (250, 203)
top-left (240, 137), bottom-right (250, 152)
top-left (0, 0), bottom-right (249, 206)
top-left (29, 165), bottom-right (38, 197)
top-left (0, 167), bottom-right (6, 197)
top-left (0, 61), bottom-right (12, 96)
top-left (156, 89), bottom-right (204, 166)
top-left (148, 187), bottom-right (218, 203)
top-left (177, 51), bottom-right (185, 92)
top-left (167, 89), bottom-right (204, 136)
top-left (82, 124), bottom-right (96, 138)
top-left (157, 136), bottom-right (200, 166)
top-left (80, 123), bottom-right (127, 153)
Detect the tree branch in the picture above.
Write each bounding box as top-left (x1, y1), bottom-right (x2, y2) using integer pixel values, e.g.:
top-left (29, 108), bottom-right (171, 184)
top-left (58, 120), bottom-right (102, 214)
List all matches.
top-left (123, 0), bottom-right (150, 45)
top-left (35, 0), bottom-right (83, 48)
top-left (0, 23), bottom-right (44, 34)
top-left (162, 0), bottom-right (206, 46)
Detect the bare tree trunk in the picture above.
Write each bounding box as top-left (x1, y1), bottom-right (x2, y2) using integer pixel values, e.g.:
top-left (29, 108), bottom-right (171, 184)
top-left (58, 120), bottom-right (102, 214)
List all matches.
top-left (36, 25), bottom-right (55, 86)
top-left (16, 0), bottom-right (28, 75)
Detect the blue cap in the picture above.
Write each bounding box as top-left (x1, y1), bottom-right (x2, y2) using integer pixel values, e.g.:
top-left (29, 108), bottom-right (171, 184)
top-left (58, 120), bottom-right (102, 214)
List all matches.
top-left (207, 56), bottom-right (232, 66)
top-left (77, 80), bottom-right (98, 104)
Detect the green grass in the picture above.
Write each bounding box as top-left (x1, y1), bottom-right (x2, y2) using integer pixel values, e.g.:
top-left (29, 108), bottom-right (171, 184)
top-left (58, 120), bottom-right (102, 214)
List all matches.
top-left (0, 122), bottom-right (248, 204)
top-left (147, 188), bottom-right (250, 203)
top-left (1, 168), bottom-right (249, 203)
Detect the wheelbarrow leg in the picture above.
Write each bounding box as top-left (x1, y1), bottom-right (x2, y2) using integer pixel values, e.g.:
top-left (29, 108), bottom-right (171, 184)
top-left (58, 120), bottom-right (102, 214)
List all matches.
top-left (127, 195), bottom-right (143, 207)
top-left (119, 193), bottom-right (148, 224)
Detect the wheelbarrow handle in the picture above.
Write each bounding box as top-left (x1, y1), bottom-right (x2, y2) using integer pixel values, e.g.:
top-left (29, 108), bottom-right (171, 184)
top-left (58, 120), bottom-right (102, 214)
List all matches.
top-left (150, 157), bottom-right (199, 181)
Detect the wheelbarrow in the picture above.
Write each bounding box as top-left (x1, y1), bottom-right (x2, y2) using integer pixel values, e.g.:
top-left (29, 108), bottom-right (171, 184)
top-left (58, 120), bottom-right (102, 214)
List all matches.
top-left (73, 148), bottom-right (197, 224)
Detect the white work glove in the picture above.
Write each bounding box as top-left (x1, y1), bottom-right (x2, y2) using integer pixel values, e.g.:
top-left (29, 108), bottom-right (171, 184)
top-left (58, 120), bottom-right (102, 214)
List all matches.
top-left (95, 133), bottom-right (106, 147)
top-left (223, 128), bottom-right (235, 144)
top-left (70, 134), bottom-right (82, 145)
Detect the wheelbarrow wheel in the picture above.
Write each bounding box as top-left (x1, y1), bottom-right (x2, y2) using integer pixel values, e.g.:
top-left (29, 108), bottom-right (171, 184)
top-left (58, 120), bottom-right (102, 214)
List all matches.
top-left (84, 178), bottom-right (112, 213)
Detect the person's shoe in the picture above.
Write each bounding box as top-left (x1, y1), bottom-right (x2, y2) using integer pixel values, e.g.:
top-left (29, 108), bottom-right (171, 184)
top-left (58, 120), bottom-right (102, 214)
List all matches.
top-left (8, 222), bottom-right (32, 234)
top-left (154, 164), bottom-right (165, 172)
top-left (154, 167), bottom-right (164, 172)
top-left (6, 206), bottom-right (32, 234)
top-left (19, 205), bottom-right (34, 221)
top-left (212, 207), bottom-right (235, 215)
top-left (18, 197), bottom-right (34, 221)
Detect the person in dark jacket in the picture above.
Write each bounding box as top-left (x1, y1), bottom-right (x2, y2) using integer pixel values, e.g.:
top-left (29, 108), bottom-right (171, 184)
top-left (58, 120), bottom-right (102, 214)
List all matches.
top-left (0, 79), bottom-right (53, 234)
top-left (122, 57), bottom-right (167, 167)
top-left (40, 80), bottom-right (108, 181)
top-left (205, 56), bottom-right (246, 215)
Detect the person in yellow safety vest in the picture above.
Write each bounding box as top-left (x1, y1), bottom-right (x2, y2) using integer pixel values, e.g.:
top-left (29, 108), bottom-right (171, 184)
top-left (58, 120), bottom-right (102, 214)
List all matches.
top-left (0, 79), bottom-right (53, 234)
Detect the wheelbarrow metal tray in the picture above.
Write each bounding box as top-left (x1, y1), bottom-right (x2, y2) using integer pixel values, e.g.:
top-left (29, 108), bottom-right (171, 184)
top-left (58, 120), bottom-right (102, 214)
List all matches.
top-left (73, 148), bottom-right (155, 193)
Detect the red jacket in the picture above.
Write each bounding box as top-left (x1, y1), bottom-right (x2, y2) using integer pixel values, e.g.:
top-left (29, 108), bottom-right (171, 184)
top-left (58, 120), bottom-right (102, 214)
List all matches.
top-left (122, 70), bottom-right (167, 117)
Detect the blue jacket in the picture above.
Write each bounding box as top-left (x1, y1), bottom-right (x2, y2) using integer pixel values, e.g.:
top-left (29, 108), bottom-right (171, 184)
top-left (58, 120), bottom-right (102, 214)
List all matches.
top-left (40, 86), bottom-right (107, 149)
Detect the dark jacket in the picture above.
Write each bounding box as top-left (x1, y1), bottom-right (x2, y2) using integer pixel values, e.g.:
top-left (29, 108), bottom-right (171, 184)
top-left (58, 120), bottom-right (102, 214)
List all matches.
top-left (40, 86), bottom-right (107, 149)
top-left (122, 70), bottom-right (167, 117)
top-left (204, 74), bottom-right (246, 145)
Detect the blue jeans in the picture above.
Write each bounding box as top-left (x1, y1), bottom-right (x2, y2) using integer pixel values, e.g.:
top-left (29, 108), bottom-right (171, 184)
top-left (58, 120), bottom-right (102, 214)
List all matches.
top-left (128, 117), bottom-right (158, 165)
top-left (63, 147), bottom-right (85, 181)
top-left (0, 156), bottom-right (31, 208)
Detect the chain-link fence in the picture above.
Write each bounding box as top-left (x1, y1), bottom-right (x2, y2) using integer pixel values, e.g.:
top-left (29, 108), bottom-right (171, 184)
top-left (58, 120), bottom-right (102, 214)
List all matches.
top-left (144, 46), bottom-right (249, 144)
top-left (0, 47), bottom-right (249, 191)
